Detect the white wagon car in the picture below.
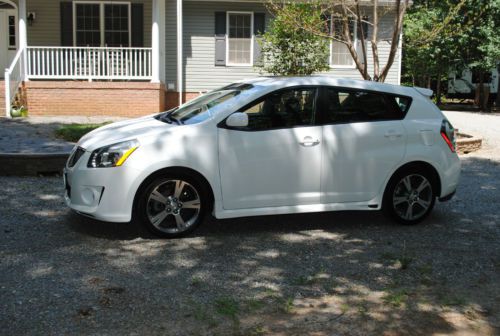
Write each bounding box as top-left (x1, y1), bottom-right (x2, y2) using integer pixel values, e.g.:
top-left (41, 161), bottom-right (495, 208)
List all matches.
top-left (64, 77), bottom-right (461, 238)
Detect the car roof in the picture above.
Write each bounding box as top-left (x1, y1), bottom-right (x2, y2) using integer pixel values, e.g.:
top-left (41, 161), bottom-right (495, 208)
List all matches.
top-left (238, 76), bottom-right (418, 97)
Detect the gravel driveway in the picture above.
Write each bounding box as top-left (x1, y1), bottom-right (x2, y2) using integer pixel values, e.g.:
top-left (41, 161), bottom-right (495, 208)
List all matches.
top-left (1, 112), bottom-right (499, 335)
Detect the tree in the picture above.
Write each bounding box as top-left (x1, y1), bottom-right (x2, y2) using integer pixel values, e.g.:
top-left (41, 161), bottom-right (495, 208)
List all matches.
top-left (266, 0), bottom-right (410, 82)
top-left (256, 3), bottom-right (330, 76)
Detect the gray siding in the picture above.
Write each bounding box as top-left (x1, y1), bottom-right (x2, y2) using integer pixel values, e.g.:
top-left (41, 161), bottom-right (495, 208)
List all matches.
top-left (25, 0), bottom-right (152, 47)
top-left (166, 1), bottom-right (402, 92)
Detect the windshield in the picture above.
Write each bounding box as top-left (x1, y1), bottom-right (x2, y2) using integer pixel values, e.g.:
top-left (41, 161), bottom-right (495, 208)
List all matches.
top-left (158, 83), bottom-right (254, 125)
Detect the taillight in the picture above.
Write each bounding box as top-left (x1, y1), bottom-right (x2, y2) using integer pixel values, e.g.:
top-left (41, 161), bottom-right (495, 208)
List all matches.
top-left (441, 119), bottom-right (456, 153)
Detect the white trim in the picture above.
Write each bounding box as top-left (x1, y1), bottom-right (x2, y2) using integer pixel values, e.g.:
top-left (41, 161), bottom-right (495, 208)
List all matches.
top-left (226, 11), bottom-right (253, 67)
top-left (72, 1), bottom-right (132, 47)
top-left (2, 9), bottom-right (18, 49)
top-left (329, 17), bottom-right (357, 69)
top-left (397, 32), bottom-right (402, 85)
top-left (177, 0), bottom-right (182, 103)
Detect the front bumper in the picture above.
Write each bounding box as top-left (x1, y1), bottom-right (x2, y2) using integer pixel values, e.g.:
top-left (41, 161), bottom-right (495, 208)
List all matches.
top-left (64, 150), bottom-right (142, 223)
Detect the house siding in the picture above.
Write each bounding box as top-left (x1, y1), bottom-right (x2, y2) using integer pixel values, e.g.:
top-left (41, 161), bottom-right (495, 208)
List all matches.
top-left (25, 0), bottom-right (152, 47)
top-left (165, 1), bottom-right (402, 93)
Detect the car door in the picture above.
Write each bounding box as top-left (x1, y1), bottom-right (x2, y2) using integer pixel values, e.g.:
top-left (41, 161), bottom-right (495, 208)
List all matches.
top-left (318, 87), bottom-right (409, 204)
top-left (218, 87), bottom-right (323, 210)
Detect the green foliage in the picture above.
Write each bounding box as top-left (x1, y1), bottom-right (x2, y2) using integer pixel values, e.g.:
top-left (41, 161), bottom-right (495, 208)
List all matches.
top-left (54, 122), bottom-right (109, 142)
top-left (403, 0), bottom-right (500, 87)
top-left (257, 3), bottom-right (330, 76)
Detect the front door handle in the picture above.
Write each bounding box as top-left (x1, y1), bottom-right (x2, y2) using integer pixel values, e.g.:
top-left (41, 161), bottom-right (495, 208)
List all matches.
top-left (384, 130), bottom-right (403, 138)
top-left (300, 136), bottom-right (320, 147)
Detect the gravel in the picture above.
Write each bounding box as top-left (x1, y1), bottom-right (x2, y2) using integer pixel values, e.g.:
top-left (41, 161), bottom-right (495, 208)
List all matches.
top-left (1, 112), bottom-right (499, 335)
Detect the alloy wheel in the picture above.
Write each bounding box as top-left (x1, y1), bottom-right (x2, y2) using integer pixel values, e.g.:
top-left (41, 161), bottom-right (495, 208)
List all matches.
top-left (392, 174), bottom-right (433, 221)
top-left (146, 179), bottom-right (201, 234)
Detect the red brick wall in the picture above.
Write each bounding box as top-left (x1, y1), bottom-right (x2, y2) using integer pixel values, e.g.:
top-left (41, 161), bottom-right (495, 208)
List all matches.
top-left (25, 81), bottom-right (165, 117)
top-left (165, 91), bottom-right (202, 110)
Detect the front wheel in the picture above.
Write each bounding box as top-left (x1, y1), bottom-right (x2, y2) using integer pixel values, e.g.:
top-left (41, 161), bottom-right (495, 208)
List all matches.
top-left (137, 174), bottom-right (208, 238)
top-left (383, 170), bottom-right (436, 225)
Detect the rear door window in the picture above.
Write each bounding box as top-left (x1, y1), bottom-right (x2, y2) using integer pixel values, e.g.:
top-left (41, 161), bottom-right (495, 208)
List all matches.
top-left (320, 87), bottom-right (411, 124)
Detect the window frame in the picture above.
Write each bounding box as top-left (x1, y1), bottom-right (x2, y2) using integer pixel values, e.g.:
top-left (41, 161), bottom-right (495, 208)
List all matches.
top-left (72, 1), bottom-right (132, 47)
top-left (226, 11), bottom-right (254, 67)
top-left (218, 86), bottom-right (321, 132)
top-left (7, 12), bottom-right (17, 50)
top-left (329, 16), bottom-right (357, 69)
top-left (316, 86), bottom-right (413, 125)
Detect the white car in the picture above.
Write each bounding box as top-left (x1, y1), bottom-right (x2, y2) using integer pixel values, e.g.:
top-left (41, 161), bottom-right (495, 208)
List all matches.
top-left (64, 77), bottom-right (460, 238)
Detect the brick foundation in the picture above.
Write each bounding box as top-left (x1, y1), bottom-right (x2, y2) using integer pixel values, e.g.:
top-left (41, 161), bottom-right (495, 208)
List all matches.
top-left (165, 91), bottom-right (203, 110)
top-left (25, 81), bottom-right (165, 117)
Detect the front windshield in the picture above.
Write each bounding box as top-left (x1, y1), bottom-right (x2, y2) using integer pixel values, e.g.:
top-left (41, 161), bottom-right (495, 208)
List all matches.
top-left (161, 83), bottom-right (254, 125)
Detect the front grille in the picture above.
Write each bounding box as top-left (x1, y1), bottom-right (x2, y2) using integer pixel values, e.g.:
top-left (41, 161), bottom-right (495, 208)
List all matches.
top-left (67, 147), bottom-right (85, 168)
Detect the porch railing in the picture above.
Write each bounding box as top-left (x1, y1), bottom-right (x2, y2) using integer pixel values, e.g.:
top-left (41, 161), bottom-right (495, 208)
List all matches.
top-left (4, 47), bottom-right (25, 117)
top-left (26, 46), bottom-right (153, 80)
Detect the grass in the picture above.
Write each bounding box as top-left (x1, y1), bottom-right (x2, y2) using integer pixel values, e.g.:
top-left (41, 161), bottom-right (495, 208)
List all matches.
top-left (383, 289), bottom-right (409, 307)
top-left (54, 122), bottom-right (110, 142)
top-left (214, 296), bottom-right (239, 319)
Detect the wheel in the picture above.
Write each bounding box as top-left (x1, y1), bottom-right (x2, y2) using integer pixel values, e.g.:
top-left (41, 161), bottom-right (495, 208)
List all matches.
top-left (137, 173), bottom-right (208, 238)
top-left (383, 169), bottom-right (436, 225)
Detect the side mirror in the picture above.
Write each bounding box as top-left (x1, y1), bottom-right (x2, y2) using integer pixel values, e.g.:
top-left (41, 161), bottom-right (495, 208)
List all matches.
top-left (226, 112), bottom-right (248, 128)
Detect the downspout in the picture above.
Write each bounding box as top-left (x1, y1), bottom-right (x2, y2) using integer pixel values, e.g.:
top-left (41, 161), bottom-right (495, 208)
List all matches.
top-left (177, 0), bottom-right (183, 106)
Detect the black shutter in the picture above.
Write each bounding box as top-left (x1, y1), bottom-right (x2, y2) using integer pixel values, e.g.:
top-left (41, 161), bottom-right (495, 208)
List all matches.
top-left (131, 3), bottom-right (144, 47)
top-left (253, 13), bottom-right (265, 66)
top-left (214, 12), bottom-right (226, 66)
top-left (60, 2), bottom-right (73, 46)
top-left (321, 14), bottom-right (331, 35)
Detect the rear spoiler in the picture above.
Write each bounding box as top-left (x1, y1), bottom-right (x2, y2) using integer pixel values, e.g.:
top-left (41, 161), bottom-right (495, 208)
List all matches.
top-left (414, 87), bottom-right (433, 98)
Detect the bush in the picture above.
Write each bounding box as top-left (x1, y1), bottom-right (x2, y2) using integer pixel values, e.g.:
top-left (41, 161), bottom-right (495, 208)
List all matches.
top-left (256, 3), bottom-right (330, 76)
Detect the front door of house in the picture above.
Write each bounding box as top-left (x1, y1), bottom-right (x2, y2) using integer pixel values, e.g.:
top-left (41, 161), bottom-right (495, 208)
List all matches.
top-left (0, 8), bottom-right (17, 77)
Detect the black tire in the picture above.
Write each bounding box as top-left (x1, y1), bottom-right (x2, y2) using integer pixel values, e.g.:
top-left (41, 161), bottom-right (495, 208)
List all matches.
top-left (136, 172), bottom-right (209, 238)
top-left (383, 167), bottom-right (437, 225)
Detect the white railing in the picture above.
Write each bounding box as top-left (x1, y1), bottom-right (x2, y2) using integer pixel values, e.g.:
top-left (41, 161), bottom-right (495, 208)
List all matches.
top-left (4, 47), bottom-right (26, 117)
top-left (26, 46), bottom-right (153, 80)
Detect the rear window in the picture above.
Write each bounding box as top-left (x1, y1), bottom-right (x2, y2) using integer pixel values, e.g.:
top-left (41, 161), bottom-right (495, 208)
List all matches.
top-left (322, 88), bottom-right (411, 124)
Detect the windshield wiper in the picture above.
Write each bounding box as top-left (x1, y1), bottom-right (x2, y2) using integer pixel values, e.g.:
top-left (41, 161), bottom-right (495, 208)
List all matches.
top-left (157, 109), bottom-right (182, 125)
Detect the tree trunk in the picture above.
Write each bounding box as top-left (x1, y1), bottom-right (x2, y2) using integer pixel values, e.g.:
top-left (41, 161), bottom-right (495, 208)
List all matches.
top-left (496, 64), bottom-right (500, 109)
top-left (478, 71), bottom-right (486, 111)
top-left (436, 74), bottom-right (442, 105)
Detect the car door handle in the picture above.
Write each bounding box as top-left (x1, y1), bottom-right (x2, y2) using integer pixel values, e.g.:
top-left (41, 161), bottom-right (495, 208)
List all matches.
top-left (299, 136), bottom-right (320, 147)
top-left (384, 130), bottom-right (403, 138)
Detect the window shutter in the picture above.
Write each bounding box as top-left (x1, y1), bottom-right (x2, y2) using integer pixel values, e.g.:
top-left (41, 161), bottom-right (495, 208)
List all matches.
top-left (214, 12), bottom-right (226, 66)
top-left (253, 13), bottom-right (265, 66)
top-left (321, 14), bottom-right (331, 35)
top-left (131, 3), bottom-right (144, 47)
top-left (357, 16), bottom-right (369, 40)
top-left (60, 2), bottom-right (73, 46)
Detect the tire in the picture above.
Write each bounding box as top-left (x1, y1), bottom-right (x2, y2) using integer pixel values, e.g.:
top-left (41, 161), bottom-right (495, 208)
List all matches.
top-left (383, 167), bottom-right (436, 225)
top-left (136, 172), bottom-right (209, 238)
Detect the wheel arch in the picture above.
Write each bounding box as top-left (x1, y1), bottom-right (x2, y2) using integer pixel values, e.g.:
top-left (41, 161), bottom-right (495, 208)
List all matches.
top-left (383, 160), bottom-right (442, 201)
top-left (132, 166), bottom-right (215, 219)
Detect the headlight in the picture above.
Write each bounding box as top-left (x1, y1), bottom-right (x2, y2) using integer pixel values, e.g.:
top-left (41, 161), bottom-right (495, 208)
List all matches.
top-left (87, 140), bottom-right (139, 168)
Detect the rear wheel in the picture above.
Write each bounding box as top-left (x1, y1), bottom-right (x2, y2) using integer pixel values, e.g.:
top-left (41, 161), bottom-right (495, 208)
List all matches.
top-left (384, 169), bottom-right (436, 225)
top-left (137, 173), bottom-right (208, 238)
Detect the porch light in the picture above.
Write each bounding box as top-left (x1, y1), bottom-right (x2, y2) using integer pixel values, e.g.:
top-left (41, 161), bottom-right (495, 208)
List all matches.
top-left (27, 12), bottom-right (35, 26)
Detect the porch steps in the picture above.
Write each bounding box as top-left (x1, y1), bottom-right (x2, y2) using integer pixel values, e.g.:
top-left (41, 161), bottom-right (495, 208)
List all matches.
top-left (0, 81), bottom-right (5, 116)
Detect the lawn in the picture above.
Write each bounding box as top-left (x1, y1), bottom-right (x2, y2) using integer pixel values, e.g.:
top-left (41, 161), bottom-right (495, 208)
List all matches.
top-left (54, 122), bottom-right (110, 142)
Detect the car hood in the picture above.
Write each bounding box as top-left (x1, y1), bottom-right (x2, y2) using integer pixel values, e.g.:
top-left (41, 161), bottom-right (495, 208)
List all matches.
top-left (78, 115), bottom-right (175, 151)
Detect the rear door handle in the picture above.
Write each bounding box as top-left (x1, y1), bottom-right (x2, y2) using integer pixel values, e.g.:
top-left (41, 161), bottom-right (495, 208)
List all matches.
top-left (300, 136), bottom-right (320, 146)
top-left (384, 130), bottom-right (403, 138)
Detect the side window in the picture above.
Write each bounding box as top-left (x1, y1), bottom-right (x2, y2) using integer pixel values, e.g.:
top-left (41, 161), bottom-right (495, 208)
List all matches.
top-left (322, 88), bottom-right (407, 123)
top-left (241, 88), bottom-right (316, 131)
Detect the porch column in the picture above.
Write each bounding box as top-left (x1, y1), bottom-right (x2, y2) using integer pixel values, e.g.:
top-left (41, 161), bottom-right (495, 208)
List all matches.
top-left (19, 0), bottom-right (28, 80)
top-left (177, 0), bottom-right (182, 105)
top-left (151, 0), bottom-right (165, 83)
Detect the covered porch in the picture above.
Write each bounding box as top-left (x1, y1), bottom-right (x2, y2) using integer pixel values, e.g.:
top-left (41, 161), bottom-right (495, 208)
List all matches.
top-left (2, 0), bottom-right (166, 117)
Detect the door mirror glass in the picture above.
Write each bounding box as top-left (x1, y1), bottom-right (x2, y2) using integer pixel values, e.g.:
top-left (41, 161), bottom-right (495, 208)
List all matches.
top-left (226, 112), bottom-right (249, 128)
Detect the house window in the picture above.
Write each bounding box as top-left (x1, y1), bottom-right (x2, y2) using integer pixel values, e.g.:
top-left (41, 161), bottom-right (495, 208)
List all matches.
top-left (227, 12), bottom-right (253, 66)
top-left (330, 17), bottom-right (356, 67)
top-left (8, 15), bottom-right (16, 48)
top-left (74, 2), bottom-right (131, 47)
